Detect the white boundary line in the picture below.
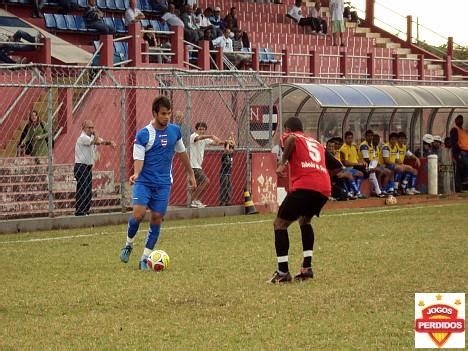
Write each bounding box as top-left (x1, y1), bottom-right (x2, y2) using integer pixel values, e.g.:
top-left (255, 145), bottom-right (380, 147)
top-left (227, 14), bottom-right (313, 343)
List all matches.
top-left (0, 203), bottom-right (461, 245)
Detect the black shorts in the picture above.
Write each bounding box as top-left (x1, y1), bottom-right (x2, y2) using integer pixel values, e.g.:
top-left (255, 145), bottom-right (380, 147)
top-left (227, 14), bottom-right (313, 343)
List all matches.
top-left (277, 189), bottom-right (328, 221)
top-left (193, 168), bottom-right (208, 185)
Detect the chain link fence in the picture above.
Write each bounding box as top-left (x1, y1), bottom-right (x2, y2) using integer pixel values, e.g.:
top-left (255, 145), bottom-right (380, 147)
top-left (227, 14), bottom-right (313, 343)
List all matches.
top-left (0, 65), bottom-right (274, 220)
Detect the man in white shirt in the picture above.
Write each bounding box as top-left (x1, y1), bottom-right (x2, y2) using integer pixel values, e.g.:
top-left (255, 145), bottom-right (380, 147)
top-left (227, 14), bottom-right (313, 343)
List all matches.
top-left (189, 122), bottom-right (224, 208)
top-left (309, 0), bottom-right (327, 35)
top-left (74, 120), bottom-right (115, 216)
top-left (330, 0), bottom-right (345, 46)
top-left (287, 0), bottom-right (316, 33)
top-left (212, 28), bottom-right (233, 52)
top-left (161, 4), bottom-right (184, 27)
top-left (124, 0), bottom-right (145, 26)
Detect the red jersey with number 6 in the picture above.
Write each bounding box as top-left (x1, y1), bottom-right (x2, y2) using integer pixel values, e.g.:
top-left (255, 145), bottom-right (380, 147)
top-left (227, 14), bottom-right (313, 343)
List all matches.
top-left (281, 132), bottom-right (331, 196)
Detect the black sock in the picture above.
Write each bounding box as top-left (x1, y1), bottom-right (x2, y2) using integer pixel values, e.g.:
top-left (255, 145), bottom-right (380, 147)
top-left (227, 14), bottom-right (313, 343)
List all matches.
top-left (274, 229), bottom-right (289, 273)
top-left (300, 224), bottom-right (314, 268)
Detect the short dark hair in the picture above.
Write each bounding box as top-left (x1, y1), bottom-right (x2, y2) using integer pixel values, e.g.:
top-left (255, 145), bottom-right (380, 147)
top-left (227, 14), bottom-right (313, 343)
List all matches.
top-left (398, 132), bottom-right (407, 138)
top-left (389, 132), bottom-right (399, 139)
top-left (326, 139), bottom-right (335, 146)
top-left (152, 96), bottom-right (171, 114)
top-left (365, 130), bottom-right (373, 136)
top-left (283, 117), bottom-right (303, 132)
top-left (195, 122), bottom-right (208, 130)
top-left (344, 131), bottom-right (353, 138)
top-left (334, 136), bottom-right (343, 144)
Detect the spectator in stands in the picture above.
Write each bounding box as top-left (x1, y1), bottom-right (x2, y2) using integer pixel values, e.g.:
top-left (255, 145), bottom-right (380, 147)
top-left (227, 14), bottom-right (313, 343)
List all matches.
top-left (450, 115), bottom-right (468, 192)
top-left (212, 28), bottom-right (247, 69)
top-left (32, 0), bottom-right (44, 18)
top-left (287, 0), bottom-right (317, 34)
top-left (194, 7), bottom-right (213, 37)
top-left (84, 0), bottom-right (115, 34)
top-left (339, 131), bottom-right (366, 198)
top-left (162, 4), bottom-right (198, 44)
top-left (19, 111), bottom-right (48, 157)
top-left (74, 120), bottom-right (115, 216)
top-left (309, 0), bottom-right (327, 35)
top-left (17, 110), bottom-right (40, 156)
top-left (330, 0), bottom-right (345, 46)
top-left (143, 24), bottom-right (171, 63)
top-left (224, 7), bottom-right (238, 31)
top-left (181, 4), bottom-right (204, 43)
top-left (209, 7), bottom-right (224, 38)
top-left (125, 0), bottom-right (145, 26)
top-left (343, 1), bottom-right (359, 23)
top-left (0, 30), bottom-right (42, 64)
top-left (189, 122), bottom-right (224, 208)
top-left (203, 28), bottom-right (216, 67)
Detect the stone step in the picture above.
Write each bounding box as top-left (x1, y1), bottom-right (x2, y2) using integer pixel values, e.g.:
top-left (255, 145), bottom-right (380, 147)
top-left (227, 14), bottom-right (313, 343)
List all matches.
top-left (0, 164), bottom-right (72, 175)
top-left (425, 63), bottom-right (443, 70)
top-left (345, 21), bottom-right (358, 28)
top-left (0, 156), bottom-right (49, 167)
top-left (375, 37), bottom-right (391, 44)
top-left (0, 182), bottom-right (49, 193)
top-left (0, 196), bottom-right (121, 214)
top-left (0, 204), bottom-right (127, 220)
top-left (356, 32), bottom-right (381, 39)
top-left (354, 27), bottom-right (370, 34)
top-left (1, 190), bottom-right (79, 203)
top-left (395, 48), bottom-right (411, 55)
top-left (376, 42), bottom-right (401, 49)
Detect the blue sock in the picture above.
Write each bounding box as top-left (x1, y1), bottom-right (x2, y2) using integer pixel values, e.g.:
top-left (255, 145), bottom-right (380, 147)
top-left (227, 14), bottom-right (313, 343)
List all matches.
top-left (386, 180), bottom-right (395, 192)
top-left (355, 177), bottom-right (362, 193)
top-left (410, 174), bottom-right (417, 188)
top-left (402, 173), bottom-right (410, 189)
top-left (145, 223), bottom-right (161, 251)
top-left (127, 216), bottom-right (140, 239)
top-left (394, 172), bottom-right (402, 183)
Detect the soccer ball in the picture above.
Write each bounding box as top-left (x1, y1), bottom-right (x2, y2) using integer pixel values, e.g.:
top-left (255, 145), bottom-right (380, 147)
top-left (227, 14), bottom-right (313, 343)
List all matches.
top-left (147, 250), bottom-right (170, 272)
top-left (385, 195), bottom-right (398, 206)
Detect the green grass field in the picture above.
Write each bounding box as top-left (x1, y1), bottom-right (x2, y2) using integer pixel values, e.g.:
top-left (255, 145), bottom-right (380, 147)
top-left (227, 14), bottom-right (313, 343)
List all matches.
top-left (1, 203), bottom-right (467, 350)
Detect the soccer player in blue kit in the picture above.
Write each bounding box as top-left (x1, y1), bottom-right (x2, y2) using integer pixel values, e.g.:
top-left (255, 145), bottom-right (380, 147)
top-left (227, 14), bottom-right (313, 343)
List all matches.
top-left (119, 96), bottom-right (197, 270)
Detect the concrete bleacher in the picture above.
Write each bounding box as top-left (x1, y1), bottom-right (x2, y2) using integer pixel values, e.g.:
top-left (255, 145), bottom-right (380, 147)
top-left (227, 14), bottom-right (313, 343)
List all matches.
top-left (0, 156), bottom-right (121, 219)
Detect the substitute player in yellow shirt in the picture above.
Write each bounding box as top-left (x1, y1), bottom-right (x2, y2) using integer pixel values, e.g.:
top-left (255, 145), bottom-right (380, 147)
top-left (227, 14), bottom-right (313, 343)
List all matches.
top-left (359, 130), bottom-right (388, 197)
top-left (397, 132), bottom-right (421, 195)
top-left (339, 131), bottom-right (366, 198)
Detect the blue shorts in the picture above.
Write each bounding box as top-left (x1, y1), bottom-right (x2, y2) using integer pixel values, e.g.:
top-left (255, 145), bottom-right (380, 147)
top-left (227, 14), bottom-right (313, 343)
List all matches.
top-left (385, 164), bottom-right (396, 171)
top-left (132, 182), bottom-right (171, 214)
top-left (344, 167), bottom-right (361, 177)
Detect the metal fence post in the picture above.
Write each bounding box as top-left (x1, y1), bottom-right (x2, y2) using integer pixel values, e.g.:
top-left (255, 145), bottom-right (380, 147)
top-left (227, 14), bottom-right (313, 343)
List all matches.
top-left (120, 88), bottom-right (127, 212)
top-left (185, 90), bottom-right (191, 207)
top-left (268, 88), bottom-right (273, 148)
top-left (47, 87), bottom-right (54, 217)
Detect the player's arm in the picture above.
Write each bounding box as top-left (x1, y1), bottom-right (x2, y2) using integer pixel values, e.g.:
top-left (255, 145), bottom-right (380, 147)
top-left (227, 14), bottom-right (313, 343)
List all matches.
top-left (325, 150), bottom-right (344, 174)
top-left (130, 130), bottom-right (147, 184)
top-left (359, 145), bottom-right (370, 164)
top-left (175, 138), bottom-right (197, 190)
top-left (277, 134), bottom-right (295, 176)
top-left (406, 149), bottom-right (421, 168)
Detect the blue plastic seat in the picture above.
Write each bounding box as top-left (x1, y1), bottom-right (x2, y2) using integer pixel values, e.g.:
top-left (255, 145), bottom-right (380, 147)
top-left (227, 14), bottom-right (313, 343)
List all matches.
top-left (106, 0), bottom-right (116, 10)
top-left (265, 48), bottom-right (280, 64)
top-left (114, 0), bottom-right (125, 10)
top-left (74, 15), bottom-right (88, 31)
top-left (113, 17), bottom-right (126, 33)
top-left (78, 0), bottom-right (87, 7)
top-left (104, 17), bottom-right (114, 31)
top-left (259, 48), bottom-right (269, 64)
top-left (159, 20), bottom-right (169, 32)
top-left (114, 41), bottom-right (128, 63)
top-left (44, 13), bottom-right (56, 29)
top-left (139, 0), bottom-right (152, 12)
top-left (53, 14), bottom-right (67, 30)
top-left (140, 19), bottom-right (149, 28)
top-left (96, 0), bottom-right (106, 8)
top-left (65, 15), bottom-right (77, 30)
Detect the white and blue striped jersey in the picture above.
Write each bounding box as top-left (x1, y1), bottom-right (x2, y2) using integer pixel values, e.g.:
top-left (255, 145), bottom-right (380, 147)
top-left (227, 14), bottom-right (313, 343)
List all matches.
top-left (133, 123), bottom-right (185, 185)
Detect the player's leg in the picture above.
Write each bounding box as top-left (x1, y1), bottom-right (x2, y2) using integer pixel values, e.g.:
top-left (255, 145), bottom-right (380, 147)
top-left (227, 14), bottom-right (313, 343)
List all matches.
top-left (369, 170), bottom-right (384, 197)
top-left (404, 165), bottom-right (420, 194)
top-left (139, 184), bottom-right (171, 270)
top-left (191, 169), bottom-right (208, 208)
top-left (119, 183), bottom-right (150, 263)
top-left (295, 215), bottom-right (314, 280)
top-left (270, 191), bottom-right (301, 283)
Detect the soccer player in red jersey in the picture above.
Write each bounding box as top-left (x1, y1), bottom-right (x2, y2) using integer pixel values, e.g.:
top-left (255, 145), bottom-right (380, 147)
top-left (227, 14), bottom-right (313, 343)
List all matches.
top-left (270, 117), bottom-right (342, 283)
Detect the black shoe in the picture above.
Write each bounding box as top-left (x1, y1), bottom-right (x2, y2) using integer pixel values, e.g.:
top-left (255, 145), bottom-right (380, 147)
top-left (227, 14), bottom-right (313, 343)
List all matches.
top-left (375, 193), bottom-right (386, 198)
top-left (269, 271), bottom-right (292, 284)
top-left (294, 267), bottom-right (314, 281)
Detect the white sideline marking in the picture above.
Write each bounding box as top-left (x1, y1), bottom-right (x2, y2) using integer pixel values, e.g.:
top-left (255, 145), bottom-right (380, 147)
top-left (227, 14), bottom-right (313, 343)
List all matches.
top-left (0, 203), bottom-right (460, 244)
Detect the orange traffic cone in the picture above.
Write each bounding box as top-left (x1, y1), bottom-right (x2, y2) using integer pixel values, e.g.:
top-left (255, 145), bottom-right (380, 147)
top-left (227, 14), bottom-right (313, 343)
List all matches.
top-left (243, 190), bottom-right (258, 215)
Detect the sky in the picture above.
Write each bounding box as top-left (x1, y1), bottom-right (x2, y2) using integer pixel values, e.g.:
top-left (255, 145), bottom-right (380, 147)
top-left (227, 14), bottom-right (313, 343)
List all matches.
top-left (352, 0), bottom-right (468, 46)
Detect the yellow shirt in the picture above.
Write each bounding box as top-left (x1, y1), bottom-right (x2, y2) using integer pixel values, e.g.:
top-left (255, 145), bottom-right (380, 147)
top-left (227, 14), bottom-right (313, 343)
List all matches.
top-left (380, 143), bottom-right (399, 165)
top-left (334, 149), bottom-right (341, 161)
top-left (396, 144), bottom-right (407, 163)
top-left (339, 143), bottom-right (359, 165)
top-left (359, 140), bottom-right (376, 161)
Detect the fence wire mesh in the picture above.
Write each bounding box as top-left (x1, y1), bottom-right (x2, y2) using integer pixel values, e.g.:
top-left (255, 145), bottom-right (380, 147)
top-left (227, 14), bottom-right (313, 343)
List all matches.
top-left (0, 65), bottom-right (273, 219)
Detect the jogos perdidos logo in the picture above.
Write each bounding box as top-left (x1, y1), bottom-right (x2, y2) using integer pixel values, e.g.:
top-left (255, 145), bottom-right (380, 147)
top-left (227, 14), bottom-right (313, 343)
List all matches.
top-left (415, 293), bottom-right (465, 348)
